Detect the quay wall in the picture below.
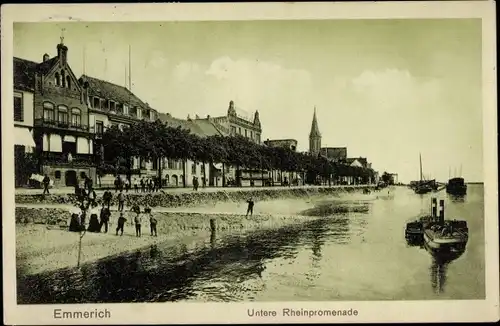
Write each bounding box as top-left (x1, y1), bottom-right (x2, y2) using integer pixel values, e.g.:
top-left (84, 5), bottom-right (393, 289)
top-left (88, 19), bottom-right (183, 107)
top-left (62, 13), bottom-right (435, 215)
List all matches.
top-left (15, 185), bottom-right (374, 207)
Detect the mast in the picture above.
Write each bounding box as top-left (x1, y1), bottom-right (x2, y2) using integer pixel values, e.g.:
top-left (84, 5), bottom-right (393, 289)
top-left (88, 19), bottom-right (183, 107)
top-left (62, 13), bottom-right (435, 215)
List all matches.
top-left (419, 153), bottom-right (423, 181)
top-left (128, 45), bottom-right (132, 92)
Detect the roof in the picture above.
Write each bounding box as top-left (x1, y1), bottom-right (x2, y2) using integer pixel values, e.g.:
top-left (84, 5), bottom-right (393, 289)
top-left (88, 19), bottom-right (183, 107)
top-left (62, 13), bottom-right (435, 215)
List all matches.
top-left (37, 57), bottom-right (59, 75)
top-left (80, 74), bottom-right (149, 109)
top-left (157, 113), bottom-right (223, 138)
top-left (13, 57), bottom-right (38, 91)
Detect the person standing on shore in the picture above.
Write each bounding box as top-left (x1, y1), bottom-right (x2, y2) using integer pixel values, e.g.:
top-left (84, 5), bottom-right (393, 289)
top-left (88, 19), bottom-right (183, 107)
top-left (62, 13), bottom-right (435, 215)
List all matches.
top-left (246, 198), bottom-right (255, 217)
top-left (116, 212), bottom-right (126, 236)
top-left (149, 208), bottom-right (157, 237)
top-left (134, 210), bottom-right (142, 237)
top-left (99, 205), bottom-right (110, 233)
top-left (42, 174), bottom-right (50, 195)
top-left (117, 190), bottom-right (125, 212)
top-left (103, 190), bottom-right (112, 209)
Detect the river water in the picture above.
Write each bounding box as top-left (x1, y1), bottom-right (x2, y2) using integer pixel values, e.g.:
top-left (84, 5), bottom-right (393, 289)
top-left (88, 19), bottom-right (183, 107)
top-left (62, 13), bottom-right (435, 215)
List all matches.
top-left (17, 185), bottom-right (485, 303)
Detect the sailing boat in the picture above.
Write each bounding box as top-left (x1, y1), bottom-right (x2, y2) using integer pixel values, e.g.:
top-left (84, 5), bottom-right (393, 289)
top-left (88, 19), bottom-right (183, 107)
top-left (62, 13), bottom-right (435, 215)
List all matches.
top-left (413, 153), bottom-right (434, 194)
top-left (446, 165), bottom-right (467, 196)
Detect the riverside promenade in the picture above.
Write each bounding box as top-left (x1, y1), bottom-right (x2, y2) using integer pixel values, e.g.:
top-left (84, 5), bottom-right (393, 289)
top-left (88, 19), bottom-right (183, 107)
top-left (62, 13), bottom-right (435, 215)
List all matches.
top-left (15, 184), bottom-right (368, 196)
top-left (15, 185), bottom-right (375, 276)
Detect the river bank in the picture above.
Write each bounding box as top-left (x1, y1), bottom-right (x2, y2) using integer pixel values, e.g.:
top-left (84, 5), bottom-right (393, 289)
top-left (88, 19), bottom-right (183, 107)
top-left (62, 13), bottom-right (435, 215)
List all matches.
top-left (16, 186), bottom-right (376, 276)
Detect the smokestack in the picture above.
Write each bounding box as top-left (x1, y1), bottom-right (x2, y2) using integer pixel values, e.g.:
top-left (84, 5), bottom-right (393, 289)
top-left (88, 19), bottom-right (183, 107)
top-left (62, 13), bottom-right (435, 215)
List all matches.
top-left (439, 200), bottom-right (445, 224)
top-left (431, 198), bottom-right (437, 218)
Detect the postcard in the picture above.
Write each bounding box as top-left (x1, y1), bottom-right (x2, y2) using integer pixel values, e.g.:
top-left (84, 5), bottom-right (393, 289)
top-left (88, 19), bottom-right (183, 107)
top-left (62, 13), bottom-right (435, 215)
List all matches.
top-left (2, 1), bottom-right (498, 324)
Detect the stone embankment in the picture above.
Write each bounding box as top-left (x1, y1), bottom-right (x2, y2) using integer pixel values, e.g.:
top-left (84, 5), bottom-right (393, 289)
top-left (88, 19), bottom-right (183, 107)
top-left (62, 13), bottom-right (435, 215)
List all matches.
top-left (15, 185), bottom-right (371, 207)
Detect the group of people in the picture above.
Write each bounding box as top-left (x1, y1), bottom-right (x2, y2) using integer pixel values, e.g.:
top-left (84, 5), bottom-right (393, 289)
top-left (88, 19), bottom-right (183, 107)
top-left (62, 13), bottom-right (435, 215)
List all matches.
top-left (69, 199), bottom-right (158, 237)
top-left (114, 175), bottom-right (163, 193)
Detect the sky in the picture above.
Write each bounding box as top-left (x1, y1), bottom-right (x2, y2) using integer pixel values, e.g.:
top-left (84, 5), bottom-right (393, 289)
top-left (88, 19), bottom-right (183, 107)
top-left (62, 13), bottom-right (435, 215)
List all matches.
top-left (13, 19), bottom-right (483, 183)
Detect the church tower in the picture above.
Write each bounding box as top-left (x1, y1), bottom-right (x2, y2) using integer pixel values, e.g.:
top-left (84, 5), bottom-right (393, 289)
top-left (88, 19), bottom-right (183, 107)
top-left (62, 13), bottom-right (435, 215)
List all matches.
top-left (309, 107), bottom-right (322, 156)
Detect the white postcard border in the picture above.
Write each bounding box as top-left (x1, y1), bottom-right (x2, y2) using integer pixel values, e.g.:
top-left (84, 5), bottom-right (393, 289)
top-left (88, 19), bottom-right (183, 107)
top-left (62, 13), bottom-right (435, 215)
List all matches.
top-left (2, 1), bottom-right (498, 324)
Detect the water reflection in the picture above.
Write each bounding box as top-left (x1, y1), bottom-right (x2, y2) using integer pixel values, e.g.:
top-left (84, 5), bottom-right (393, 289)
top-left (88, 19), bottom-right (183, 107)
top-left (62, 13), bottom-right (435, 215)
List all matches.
top-left (428, 247), bottom-right (465, 294)
top-left (404, 224), bottom-right (467, 295)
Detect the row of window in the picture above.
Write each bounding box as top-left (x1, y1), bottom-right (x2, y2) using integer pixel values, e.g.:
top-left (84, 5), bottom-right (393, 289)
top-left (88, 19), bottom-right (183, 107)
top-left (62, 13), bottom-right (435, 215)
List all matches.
top-left (42, 102), bottom-right (82, 126)
top-left (91, 96), bottom-right (155, 121)
top-left (55, 70), bottom-right (72, 89)
top-left (230, 125), bottom-right (261, 143)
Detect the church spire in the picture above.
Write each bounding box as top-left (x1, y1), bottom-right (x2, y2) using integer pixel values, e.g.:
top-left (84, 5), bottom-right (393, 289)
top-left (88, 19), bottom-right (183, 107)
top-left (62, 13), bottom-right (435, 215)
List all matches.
top-left (309, 106), bottom-right (321, 137)
top-left (309, 106), bottom-right (322, 156)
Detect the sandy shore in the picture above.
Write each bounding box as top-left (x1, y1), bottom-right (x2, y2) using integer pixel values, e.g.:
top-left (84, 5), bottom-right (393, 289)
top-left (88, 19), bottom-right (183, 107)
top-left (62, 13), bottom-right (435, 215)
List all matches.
top-left (16, 210), bottom-right (322, 276)
top-left (16, 186), bottom-right (376, 276)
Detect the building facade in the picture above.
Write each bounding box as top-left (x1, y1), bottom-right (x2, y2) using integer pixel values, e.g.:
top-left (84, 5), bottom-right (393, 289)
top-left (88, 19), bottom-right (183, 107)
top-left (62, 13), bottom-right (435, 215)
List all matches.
top-left (209, 100), bottom-right (262, 144)
top-left (14, 40), bottom-right (98, 187)
top-left (309, 107), bottom-right (321, 156)
top-left (13, 58), bottom-right (37, 186)
top-left (320, 147), bottom-right (347, 162)
top-left (264, 139), bottom-right (298, 151)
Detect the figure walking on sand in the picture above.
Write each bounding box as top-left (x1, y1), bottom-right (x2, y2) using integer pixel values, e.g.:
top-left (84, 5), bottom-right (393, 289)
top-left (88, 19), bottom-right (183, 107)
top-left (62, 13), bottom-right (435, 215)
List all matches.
top-left (246, 198), bottom-right (255, 217)
top-left (116, 212), bottom-right (126, 236)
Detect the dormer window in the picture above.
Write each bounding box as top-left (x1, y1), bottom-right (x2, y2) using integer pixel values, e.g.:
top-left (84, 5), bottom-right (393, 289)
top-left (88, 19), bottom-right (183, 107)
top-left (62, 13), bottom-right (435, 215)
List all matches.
top-left (136, 107), bottom-right (142, 119)
top-left (123, 104), bottom-right (128, 115)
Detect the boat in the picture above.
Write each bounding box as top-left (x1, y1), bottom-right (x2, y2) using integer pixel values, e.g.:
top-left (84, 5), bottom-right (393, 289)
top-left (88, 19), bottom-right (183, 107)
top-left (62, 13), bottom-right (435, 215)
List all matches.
top-left (412, 154), bottom-right (440, 194)
top-left (423, 220), bottom-right (468, 251)
top-left (405, 198), bottom-right (468, 252)
top-left (446, 177), bottom-right (467, 196)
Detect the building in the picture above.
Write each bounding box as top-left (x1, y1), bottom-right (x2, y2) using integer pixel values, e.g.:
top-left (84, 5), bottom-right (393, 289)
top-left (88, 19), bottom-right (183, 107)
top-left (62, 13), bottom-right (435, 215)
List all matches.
top-left (13, 58), bottom-right (37, 186)
top-left (158, 113), bottom-right (224, 187)
top-left (320, 147), bottom-right (347, 162)
top-left (207, 100), bottom-right (262, 144)
top-left (309, 107), bottom-right (321, 156)
top-left (263, 139), bottom-right (298, 151)
top-left (14, 39), bottom-right (96, 187)
top-left (78, 74), bottom-right (160, 182)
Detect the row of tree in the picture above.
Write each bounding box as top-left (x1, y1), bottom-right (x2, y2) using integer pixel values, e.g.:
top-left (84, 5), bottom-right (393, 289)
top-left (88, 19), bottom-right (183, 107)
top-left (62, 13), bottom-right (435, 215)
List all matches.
top-left (98, 120), bottom-right (377, 187)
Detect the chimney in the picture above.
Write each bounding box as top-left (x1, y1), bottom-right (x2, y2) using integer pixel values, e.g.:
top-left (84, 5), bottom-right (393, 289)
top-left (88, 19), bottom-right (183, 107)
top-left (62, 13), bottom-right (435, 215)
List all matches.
top-left (57, 43), bottom-right (68, 65)
top-left (187, 114), bottom-right (191, 121)
top-left (207, 114), bottom-right (211, 119)
top-left (43, 54), bottom-right (50, 62)
top-left (195, 114), bottom-right (200, 119)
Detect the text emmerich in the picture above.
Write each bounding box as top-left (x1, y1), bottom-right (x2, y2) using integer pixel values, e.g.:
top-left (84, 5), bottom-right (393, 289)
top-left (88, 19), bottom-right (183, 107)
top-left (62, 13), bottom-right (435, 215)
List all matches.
top-left (53, 308), bottom-right (111, 319)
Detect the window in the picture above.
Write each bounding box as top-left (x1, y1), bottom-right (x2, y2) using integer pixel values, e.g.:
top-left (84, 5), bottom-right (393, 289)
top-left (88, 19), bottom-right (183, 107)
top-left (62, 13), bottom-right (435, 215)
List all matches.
top-left (96, 120), bottom-right (104, 134)
top-left (43, 102), bottom-right (55, 121)
top-left (71, 108), bottom-right (81, 127)
top-left (93, 97), bottom-right (100, 109)
top-left (55, 171), bottom-right (61, 179)
top-left (238, 127), bottom-right (241, 135)
top-left (14, 93), bottom-right (23, 122)
top-left (61, 70), bottom-right (66, 87)
top-left (250, 131), bottom-right (253, 140)
top-left (55, 73), bottom-right (61, 86)
top-left (231, 126), bottom-right (236, 135)
top-left (66, 76), bottom-right (71, 89)
top-left (256, 133), bottom-right (261, 144)
top-left (168, 159), bottom-right (175, 169)
top-left (123, 104), bottom-right (129, 115)
top-left (57, 105), bottom-right (69, 124)
top-left (192, 163), bottom-right (197, 175)
top-left (245, 129), bottom-right (247, 138)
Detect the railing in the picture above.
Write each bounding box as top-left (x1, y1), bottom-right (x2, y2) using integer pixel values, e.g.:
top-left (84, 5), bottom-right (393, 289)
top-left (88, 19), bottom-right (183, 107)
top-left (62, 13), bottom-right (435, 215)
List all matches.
top-left (35, 118), bottom-right (89, 132)
top-left (41, 152), bottom-right (95, 166)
